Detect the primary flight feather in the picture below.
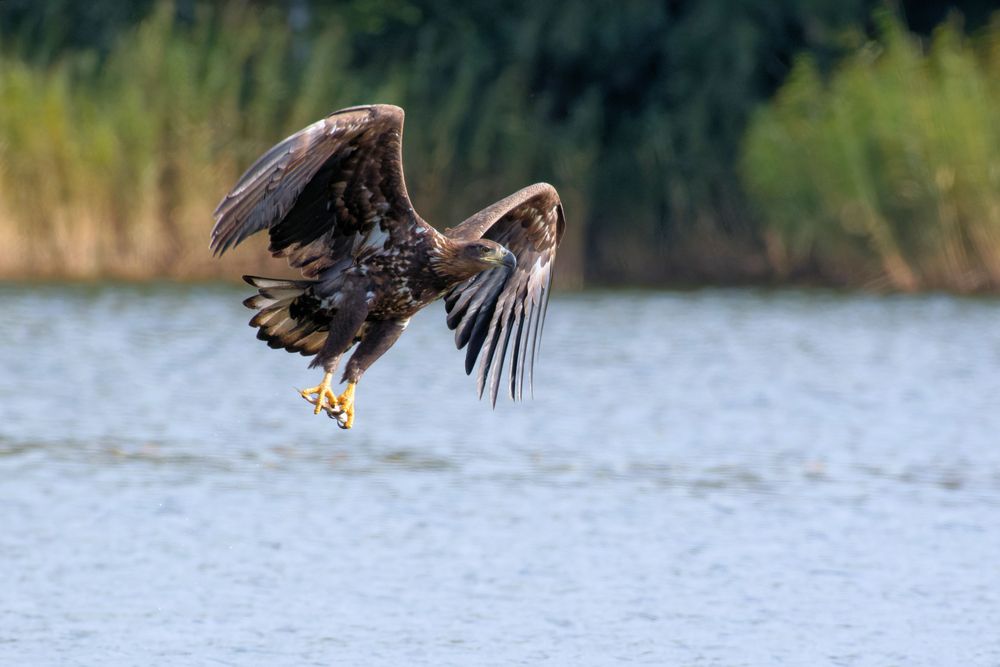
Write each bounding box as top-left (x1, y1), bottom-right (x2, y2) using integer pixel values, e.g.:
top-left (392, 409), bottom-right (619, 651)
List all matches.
top-left (210, 104), bottom-right (565, 429)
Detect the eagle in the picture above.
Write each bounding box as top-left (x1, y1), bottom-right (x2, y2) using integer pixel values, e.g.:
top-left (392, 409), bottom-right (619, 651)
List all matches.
top-left (210, 104), bottom-right (565, 429)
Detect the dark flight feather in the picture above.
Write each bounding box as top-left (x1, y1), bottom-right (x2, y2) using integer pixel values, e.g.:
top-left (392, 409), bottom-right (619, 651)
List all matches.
top-left (444, 183), bottom-right (565, 405)
top-left (210, 105), bottom-right (428, 278)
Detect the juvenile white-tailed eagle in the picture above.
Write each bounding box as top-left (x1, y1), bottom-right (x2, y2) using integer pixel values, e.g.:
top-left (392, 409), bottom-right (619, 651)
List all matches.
top-left (210, 105), bottom-right (564, 429)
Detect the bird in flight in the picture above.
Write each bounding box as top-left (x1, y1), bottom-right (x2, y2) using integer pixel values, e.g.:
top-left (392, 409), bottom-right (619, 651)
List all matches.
top-left (211, 105), bottom-right (564, 429)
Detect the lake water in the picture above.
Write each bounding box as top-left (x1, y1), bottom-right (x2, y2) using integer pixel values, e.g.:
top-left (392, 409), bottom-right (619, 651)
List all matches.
top-left (1, 283), bottom-right (999, 665)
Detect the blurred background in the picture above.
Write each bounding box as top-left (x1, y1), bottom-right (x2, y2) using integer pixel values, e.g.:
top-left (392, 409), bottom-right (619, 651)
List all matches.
top-left (1, 0), bottom-right (1000, 290)
top-left (3, 3), bottom-right (1000, 665)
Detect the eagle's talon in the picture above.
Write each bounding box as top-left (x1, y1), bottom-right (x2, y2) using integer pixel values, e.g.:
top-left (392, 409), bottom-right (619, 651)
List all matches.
top-left (334, 382), bottom-right (356, 429)
top-left (300, 372), bottom-right (338, 415)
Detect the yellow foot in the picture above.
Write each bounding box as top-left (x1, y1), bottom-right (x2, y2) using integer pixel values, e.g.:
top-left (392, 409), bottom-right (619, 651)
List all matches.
top-left (299, 372), bottom-right (338, 415)
top-left (331, 381), bottom-right (357, 430)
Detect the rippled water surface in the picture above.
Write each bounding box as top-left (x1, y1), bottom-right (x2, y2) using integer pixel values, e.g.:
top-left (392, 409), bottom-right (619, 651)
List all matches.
top-left (2, 283), bottom-right (999, 665)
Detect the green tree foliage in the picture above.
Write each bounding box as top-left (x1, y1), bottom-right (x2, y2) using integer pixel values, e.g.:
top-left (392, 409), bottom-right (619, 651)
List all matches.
top-left (742, 11), bottom-right (1000, 291)
top-left (0, 0), bottom-right (155, 62)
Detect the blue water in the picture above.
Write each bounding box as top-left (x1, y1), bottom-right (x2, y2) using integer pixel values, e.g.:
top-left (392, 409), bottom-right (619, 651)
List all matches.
top-left (1, 284), bottom-right (999, 665)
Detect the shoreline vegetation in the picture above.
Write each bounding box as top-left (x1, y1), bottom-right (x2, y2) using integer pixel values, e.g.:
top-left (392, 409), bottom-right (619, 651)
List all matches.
top-left (743, 10), bottom-right (1000, 293)
top-left (1, 3), bottom-right (999, 291)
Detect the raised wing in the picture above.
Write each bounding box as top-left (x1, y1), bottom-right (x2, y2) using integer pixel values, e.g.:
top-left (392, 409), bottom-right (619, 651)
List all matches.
top-left (210, 104), bottom-right (427, 277)
top-left (443, 183), bottom-right (565, 404)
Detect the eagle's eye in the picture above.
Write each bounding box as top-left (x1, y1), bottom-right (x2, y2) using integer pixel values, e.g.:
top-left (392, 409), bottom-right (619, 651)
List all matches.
top-left (479, 245), bottom-right (492, 256)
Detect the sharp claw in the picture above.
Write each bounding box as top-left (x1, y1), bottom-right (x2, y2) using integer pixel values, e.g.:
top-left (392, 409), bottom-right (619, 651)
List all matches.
top-left (334, 382), bottom-right (356, 429)
top-left (299, 372), bottom-right (339, 415)
top-left (299, 374), bottom-right (355, 428)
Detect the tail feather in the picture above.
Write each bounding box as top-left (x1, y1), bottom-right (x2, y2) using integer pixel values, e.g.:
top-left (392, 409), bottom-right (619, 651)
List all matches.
top-left (243, 275), bottom-right (330, 356)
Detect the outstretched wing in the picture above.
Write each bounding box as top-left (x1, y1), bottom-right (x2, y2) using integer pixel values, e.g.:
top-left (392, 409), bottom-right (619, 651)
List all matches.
top-left (443, 183), bottom-right (565, 405)
top-left (210, 104), bottom-right (428, 278)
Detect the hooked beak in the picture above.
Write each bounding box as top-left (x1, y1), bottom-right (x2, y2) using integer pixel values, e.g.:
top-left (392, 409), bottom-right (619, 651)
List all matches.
top-left (501, 249), bottom-right (517, 271)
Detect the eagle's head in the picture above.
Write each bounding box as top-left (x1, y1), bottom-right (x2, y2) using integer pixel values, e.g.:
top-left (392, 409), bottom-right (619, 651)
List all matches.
top-left (434, 239), bottom-right (516, 281)
top-left (462, 240), bottom-right (517, 272)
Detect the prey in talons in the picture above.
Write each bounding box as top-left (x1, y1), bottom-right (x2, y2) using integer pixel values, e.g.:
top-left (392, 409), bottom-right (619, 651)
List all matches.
top-left (300, 371), bottom-right (338, 415)
top-left (300, 375), bottom-right (356, 429)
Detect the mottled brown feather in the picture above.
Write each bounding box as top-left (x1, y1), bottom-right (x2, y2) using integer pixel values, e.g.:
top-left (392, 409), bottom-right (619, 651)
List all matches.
top-left (210, 104), bottom-right (432, 278)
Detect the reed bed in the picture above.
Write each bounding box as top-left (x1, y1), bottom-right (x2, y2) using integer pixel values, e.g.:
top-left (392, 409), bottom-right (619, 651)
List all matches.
top-left (0, 3), bottom-right (597, 284)
top-left (4, 4), bottom-right (1000, 291)
top-left (742, 11), bottom-right (1000, 291)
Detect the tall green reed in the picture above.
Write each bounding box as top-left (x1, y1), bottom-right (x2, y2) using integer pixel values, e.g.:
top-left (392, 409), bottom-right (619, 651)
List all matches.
top-left (0, 4), bottom-right (321, 278)
top-left (742, 11), bottom-right (1000, 291)
top-left (0, 2), bottom-right (599, 283)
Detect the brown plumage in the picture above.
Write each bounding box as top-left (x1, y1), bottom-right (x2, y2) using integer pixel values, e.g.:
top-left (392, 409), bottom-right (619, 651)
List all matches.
top-left (210, 104), bottom-right (564, 428)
